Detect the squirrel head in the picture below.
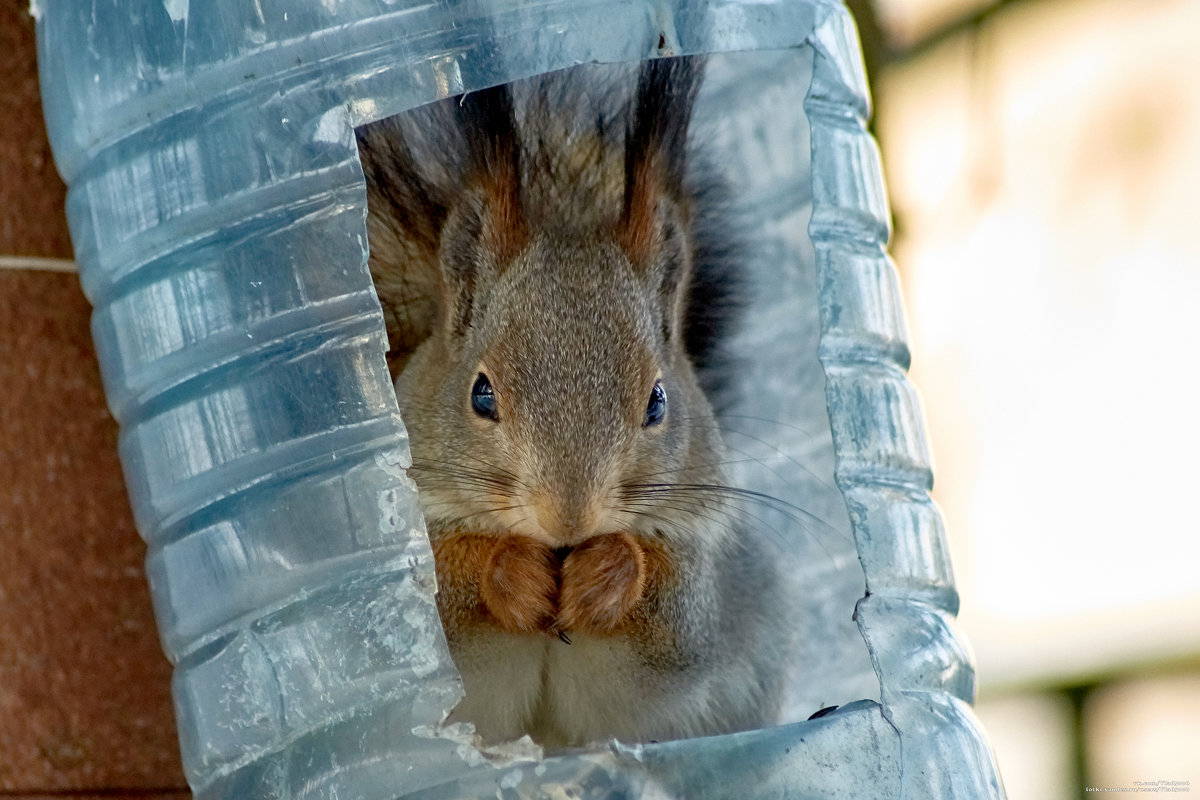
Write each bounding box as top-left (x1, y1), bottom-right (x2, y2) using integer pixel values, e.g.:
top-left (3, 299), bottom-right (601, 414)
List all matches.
top-left (394, 58), bottom-right (728, 549)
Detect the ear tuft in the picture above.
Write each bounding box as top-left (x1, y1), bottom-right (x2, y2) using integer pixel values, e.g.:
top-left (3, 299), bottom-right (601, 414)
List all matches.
top-left (619, 56), bottom-right (704, 266)
top-left (459, 83), bottom-right (528, 262)
top-left (433, 84), bottom-right (530, 343)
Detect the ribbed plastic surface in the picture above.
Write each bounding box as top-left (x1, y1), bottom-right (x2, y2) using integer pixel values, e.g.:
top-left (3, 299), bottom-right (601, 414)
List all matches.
top-left (37, 1), bottom-right (1004, 797)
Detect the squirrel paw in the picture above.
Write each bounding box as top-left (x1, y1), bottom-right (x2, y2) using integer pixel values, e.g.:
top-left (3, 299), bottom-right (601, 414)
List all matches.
top-left (557, 532), bottom-right (647, 635)
top-left (478, 536), bottom-right (559, 634)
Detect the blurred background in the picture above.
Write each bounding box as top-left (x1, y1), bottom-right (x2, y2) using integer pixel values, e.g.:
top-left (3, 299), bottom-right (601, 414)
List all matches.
top-left (2, 1), bottom-right (1198, 798)
top-left (849, 0), bottom-right (1200, 796)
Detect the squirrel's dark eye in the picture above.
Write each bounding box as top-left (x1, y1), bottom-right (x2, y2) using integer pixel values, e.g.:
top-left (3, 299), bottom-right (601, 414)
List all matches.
top-left (471, 373), bottom-right (498, 421)
top-left (643, 381), bottom-right (667, 427)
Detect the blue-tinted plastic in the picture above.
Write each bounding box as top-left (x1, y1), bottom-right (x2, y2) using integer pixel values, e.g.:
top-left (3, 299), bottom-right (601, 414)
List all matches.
top-left (37, 1), bottom-right (1005, 797)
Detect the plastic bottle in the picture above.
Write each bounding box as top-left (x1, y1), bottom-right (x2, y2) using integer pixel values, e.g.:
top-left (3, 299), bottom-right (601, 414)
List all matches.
top-left (37, 1), bottom-right (1004, 797)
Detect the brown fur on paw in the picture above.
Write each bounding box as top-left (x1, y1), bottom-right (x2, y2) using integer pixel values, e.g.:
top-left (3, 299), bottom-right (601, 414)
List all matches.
top-left (558, 532), bottom-right (646, 635)
top-left (432, 533), bottom-right (493, 633)
top-left (479, 536), bottom-right (559, 634)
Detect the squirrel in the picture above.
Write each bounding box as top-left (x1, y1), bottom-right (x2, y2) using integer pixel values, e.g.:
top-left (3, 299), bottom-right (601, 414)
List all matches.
top-left (356, 55), bottom-right (789, 749)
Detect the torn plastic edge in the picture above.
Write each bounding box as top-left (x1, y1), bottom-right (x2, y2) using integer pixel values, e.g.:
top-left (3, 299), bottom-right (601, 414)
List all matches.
top-left (807, 5), bottom-right (1005, 798)
top-left (353, 3), bottom-right (888, 781)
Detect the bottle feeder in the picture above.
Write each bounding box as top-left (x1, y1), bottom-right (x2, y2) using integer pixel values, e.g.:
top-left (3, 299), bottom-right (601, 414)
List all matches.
top-left (36, 1), bottom-right (1005, 796)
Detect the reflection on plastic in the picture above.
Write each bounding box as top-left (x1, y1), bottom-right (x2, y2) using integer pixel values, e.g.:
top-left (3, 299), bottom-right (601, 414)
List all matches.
top-left (36, 0), bottom-right (1004, 797)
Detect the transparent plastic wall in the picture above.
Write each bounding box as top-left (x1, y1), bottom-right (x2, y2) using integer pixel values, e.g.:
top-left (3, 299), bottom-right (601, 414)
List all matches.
top-left (37, 1), bottom-right (1004, 797)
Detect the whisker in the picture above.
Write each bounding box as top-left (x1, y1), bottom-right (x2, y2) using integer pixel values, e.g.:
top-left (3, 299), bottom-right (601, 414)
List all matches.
top-left (619, 501), bottom-right (789, 562)
top-left (670, 415), bottom-right (838, 495)
top-left (615, 507), bottom-right (683, 535)
top-left (619, 498), bottom-right (743, 540)
top-left (621, 493), bottom-right (795, 552)
top-left (420, 505), bottom-right (517, 531)
top-left (626, 482), bottom-right (838, 533)
top-left (621, 439), bottom-right (801, 493)
top-left (620, 482), bottom-right (852, 559)
top-left (484, 503), bottom-right (529, 515)
top-left (712, 412), bottom-right (825, 440)
top-left (409, 457), bottom-right (513, 483)
top-left (412, 472), bottom-right (515, 495)
top-left (409, 443), bottom-right (528, 490)
top-left (408, 458), bottom-right (520, 494)
top-left (410, 466), bottom-right (508, 486)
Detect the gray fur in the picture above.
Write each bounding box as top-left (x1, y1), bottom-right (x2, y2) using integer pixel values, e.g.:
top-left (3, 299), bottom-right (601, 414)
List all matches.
top-left (359, 57), bottom-right (789, 749)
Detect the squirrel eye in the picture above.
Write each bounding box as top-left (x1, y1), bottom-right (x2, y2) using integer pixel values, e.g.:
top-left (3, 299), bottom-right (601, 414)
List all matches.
top-left (643, 380), bottom-right (667, 427)
top-left (471, 373), bottom-right (499, 421)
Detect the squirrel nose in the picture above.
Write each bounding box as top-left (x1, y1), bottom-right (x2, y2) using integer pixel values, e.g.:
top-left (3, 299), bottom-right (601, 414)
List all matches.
top-left (532, 492), bottom-right (603, 547)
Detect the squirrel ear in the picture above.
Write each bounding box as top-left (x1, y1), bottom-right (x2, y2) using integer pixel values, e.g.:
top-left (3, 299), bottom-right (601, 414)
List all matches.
top-left (620, 56), bottom-right (703, 346)
top-left (436, 190), bottom-right (488, 340)
top-left (459, 82), bottom-right (528, 264)
top-left (358, 117), bottom-right (450, 376)
top-left (436, 83), bottom-right (528, 340)
top-left (647, 200), bottom-right (694, 348)
top-left (619, 56), bottom-right (702, 265)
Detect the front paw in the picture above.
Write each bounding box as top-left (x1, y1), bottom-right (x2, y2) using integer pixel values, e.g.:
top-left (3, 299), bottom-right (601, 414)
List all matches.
top-left (478, 536), bottom-right (559, 634)
top-left (558, 532), bottom-right (647, 635)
